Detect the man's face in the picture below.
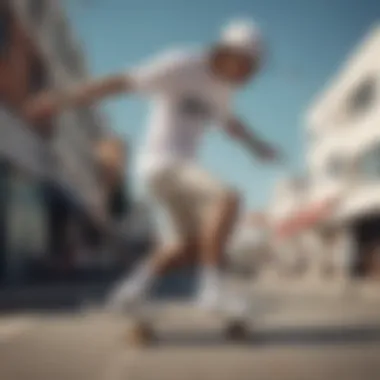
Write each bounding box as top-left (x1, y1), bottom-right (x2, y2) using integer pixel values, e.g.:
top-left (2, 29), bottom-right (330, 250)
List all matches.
top-left (210, 46), bottom-right (261, 85)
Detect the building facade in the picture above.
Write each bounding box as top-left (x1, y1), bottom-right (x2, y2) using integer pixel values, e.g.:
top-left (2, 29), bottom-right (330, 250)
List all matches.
top-left (267, 177), bottom-right (316, 276)
top-left (305, 24), bottom-right (380, 279)
top-left (0, 1), bottom-right (131, 283)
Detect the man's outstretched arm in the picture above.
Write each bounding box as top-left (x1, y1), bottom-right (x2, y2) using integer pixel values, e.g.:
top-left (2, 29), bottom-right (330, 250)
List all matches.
top-left (22, 74), bottom-right (134, 121)
top-left (224, 116), bottom-right (281, 163)
top-left (23, 50), bottom-right (190, 122)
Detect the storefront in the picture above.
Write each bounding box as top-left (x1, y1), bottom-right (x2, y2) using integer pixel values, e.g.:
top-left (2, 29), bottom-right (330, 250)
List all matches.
top-left (0, 165), bottom-right (49, 284)
top-left (0, 108), bottom-right (50, 283)
top-left (337, 192), bottom-right (380, 279)
top-left (6, 166), bottom-right (48, 282)
top-left (349, 143), bottom-right (380, 278)
top-left (351, 215), bottom-right (380, 278)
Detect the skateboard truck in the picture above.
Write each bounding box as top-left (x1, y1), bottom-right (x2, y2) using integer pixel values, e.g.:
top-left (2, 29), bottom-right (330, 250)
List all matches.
top-left (127, 319), bottom-right (157, 346)
top-left (225, 319), bottom-right (249, 341)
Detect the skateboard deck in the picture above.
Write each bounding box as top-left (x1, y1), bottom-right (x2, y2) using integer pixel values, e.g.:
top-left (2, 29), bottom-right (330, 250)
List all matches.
top-left (124, 303), bottom-right (251, 346)
top-left (126, 318), bottom-right (250, 346)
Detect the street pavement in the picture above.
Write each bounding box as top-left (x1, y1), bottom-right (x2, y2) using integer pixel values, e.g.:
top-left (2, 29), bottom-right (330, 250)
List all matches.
top-left (1, 288), bottom-right (380, 380)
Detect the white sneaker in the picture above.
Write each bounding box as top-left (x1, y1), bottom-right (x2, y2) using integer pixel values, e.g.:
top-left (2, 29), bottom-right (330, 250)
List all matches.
top-left (196, 288), bottom-right (222, 313)
top-left (105, 284), bottom-right (145, 315)
top-left (196, 272), bottom-right (225, 310)
top-left (196, 287), bottom-right (249, 319)
top-left (221, 294), bottom-right (249, 320)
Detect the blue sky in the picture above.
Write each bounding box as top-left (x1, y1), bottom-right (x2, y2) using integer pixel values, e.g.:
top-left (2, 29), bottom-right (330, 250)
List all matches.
top-left (65, 0), bottom-right (380, 210)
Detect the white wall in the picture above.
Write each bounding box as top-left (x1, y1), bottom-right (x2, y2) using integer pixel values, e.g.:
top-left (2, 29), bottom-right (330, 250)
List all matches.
top-left (268, 177), bottom-right (309, 225)
top-left (306, 25), bottom-right (380, 222)
top-left (306, 24), bottom-right (380, 136)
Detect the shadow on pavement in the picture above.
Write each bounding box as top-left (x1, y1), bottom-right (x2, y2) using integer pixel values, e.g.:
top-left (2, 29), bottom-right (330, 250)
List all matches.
top-left (152, 324), bottom-right (380, 348)
top-left (0, 271), bottom-right (198, 314)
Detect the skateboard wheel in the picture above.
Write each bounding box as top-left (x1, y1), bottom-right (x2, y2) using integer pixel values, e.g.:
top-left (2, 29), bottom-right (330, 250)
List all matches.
top-left (225, 320), bottom-right (249, 341)
top-left (127, 321), bottom-right (156, 346)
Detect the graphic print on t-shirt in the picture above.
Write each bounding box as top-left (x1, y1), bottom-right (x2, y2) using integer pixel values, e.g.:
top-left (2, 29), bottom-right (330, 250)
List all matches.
top-left (178, 95), bottom-right (213, 121)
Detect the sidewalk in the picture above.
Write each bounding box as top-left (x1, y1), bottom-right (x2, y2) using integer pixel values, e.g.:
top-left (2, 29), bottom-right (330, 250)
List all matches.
top-left (254, 271), bottom-right (380, 301)
top-left (0, 283), bottom-right (112, 312)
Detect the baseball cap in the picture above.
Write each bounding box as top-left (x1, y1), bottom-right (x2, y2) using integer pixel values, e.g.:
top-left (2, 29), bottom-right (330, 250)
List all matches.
top-left (219, 19), bottom-right (263, 58)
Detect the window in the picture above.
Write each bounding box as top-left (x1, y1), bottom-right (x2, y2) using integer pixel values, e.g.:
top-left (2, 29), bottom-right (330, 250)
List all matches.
top-left (58, 38), bottom-right (75, 70)
top-left (29, 56), bottom-right (49, 94)
top-left (289, 176), bottom-right (308, 192)
top-left (76, 107), bottom-right (101, 140)
top-left (0, 3), bottom-right (12, 58)
top-left (28, 0), bottom-right (46, 24)
top-left (108, 183), bottom-right (129, 221)
top-left (327, 154), bottom-right (346, 179)
top-left (7, 169), bottom-right (48, 258)
top-left (348, 76), bottom-right (377, 116)
top-left (76, 107), bottom-right (91, 126)
top-left (55, 17), bottom-right (83, 75)
top-left (358, 143), bottom-right (380, 180)
top-left (28, 57), bottom-right (52, 137)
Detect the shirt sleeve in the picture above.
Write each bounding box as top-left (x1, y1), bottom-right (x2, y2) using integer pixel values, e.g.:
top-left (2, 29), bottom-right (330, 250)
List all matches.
top-left (128, 50), bottom-right (190, 94)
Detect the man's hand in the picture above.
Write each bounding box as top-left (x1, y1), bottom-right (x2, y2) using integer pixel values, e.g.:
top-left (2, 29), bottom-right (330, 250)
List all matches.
top-left (23, 92), bottom-right (60, 122)
top-left (226, 117), bottom-right (282, 164)
top-left (254, 141), bottom-right (282, 163)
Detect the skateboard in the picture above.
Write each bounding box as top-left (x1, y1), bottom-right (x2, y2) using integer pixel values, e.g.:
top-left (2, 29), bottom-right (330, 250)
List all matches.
top-left (126, 311), bottom-right (250, 346)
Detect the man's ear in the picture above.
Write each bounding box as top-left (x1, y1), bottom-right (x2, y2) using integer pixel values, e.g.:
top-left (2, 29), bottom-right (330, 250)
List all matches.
top-left (208, 45), bottom-right (231, 75)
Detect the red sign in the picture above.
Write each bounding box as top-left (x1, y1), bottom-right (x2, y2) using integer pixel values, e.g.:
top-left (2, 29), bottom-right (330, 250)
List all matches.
top-left (276, 198), bottom-right (337, 239)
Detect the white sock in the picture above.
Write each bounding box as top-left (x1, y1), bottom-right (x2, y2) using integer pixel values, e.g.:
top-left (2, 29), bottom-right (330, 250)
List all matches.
top-left (198, 266), bottom-right (223, 302)
top-left (110, 260), bottom-right (156, 304)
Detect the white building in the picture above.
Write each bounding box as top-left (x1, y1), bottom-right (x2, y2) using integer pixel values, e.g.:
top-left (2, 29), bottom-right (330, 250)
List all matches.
top-left (268, 177), bottom-right (309, 227)
top-left (305, 24), bottom-right (380, 279)
top-left (267, 177), bottom-right (316, 276)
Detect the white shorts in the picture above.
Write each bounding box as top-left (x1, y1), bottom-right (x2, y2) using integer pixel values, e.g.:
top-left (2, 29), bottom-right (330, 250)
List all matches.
top-left (145, 163), bottom-right (231, 244)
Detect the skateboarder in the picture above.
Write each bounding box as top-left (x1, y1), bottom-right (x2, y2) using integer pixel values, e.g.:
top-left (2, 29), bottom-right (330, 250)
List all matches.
top-left (24, 19), bottom-right (281, 318)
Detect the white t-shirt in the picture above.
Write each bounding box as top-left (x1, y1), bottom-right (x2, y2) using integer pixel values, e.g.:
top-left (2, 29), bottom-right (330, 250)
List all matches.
top-left (129, 50), bottom-right (233, 179)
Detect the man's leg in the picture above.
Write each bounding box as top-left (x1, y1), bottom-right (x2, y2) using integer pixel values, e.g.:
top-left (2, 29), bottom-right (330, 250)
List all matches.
top-left (179, 166), bottom-right (241, 311)
top-left (107, 170), bottom-right (199, 311)
top-left (107, 241), bottom-right (193, 311)
top-left (201, 190), bottom-right (240, 266)
top-left (196, 191), bottom-right (241, 311)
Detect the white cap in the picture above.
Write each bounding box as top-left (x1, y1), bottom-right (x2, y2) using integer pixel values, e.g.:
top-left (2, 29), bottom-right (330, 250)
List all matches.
top-left (219, 19), bottom-right (262, 58)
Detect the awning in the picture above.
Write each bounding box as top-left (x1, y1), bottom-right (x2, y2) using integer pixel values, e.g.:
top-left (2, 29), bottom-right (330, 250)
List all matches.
top-left (275, 197), bottom-right (337, 239)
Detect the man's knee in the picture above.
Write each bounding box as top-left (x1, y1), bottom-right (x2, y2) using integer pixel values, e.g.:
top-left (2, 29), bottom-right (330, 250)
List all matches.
top-left (160, 238), bottom-right (198, 262)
